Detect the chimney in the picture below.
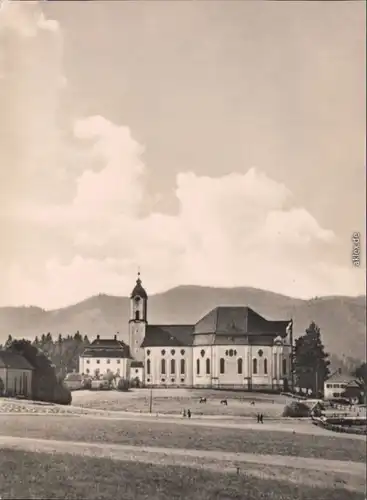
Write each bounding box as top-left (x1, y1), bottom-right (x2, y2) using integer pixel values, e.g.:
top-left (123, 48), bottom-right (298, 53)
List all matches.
top-left (96, 335), bottom-right (100, 340)
top-left (114, 334), bottom-right (117, 340)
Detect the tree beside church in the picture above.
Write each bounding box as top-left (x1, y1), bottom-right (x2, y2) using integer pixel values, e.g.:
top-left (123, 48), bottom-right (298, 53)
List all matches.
top-left (294, 322), bottom-right (330, 397)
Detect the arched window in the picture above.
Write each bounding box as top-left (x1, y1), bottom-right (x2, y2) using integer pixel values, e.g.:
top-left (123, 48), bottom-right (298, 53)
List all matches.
top-left (196, 359), bottom-right (200, 375)
top-left (161, 359), bottom-right (166, 375)
top-left (135, 310), bottom-right (140, 321)
top-left (206, 358), bottom-right (210, 375)
top-left (220, 358), bottom-right (225, 374)
top-left (170, 359), bottom-right (176, 375)
top-left (252, 358), bottom-right (258, 374)
top-left (264, 358), bottom-right (268, 375)
top-left (180, 359), bottom-right (185, 375)
top-left (147, 359), bottom-right (151, 375)
top-left (282, 358), bottom-right (287, 375)
top-left (237, 358), bottom-right (243, 374)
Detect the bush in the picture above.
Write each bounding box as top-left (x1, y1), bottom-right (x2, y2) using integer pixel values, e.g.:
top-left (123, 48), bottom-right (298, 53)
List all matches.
top-left (282, 401), bottom-right (310, 418)
top-left (82, 378), bottom-right (92, 390)
top-left (117, 378), bottom-right (130, 392)
top-left (52, 383), bottom-right (72, 405)
top-left (130, 377), bottom-right (141, 388)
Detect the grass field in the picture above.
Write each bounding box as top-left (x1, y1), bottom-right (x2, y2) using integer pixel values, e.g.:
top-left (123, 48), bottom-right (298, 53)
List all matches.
top-left (0, 449), bottom-right (364, 500)
top-left (1, 389), bottom-right (366, 499)
top-left (0, 414), bottom-right (365, 463)
top-left (71, 388), bottom-right (288, 417)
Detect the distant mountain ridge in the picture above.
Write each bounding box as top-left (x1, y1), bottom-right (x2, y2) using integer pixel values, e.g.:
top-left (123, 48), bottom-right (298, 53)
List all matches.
top-left (0, 286), bottom-right (365, 361)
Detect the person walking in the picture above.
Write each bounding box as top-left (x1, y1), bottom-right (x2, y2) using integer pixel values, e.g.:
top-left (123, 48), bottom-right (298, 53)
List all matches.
top-left (259, 413), bottom-right (264, 424)
top-left (187, 409), bottom-right (191, 419)
top-left (183, 409), bottom-right (186, 418)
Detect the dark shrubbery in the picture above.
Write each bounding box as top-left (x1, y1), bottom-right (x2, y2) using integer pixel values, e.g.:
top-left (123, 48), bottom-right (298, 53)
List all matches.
top-left (53, 382), bottom-right (72, 405)
top-left (6, 339), bottom-right (72, 405)
top-left (282, 401), bottom-right (310, 418)
top-left (82, 378), bottom-right (92, 390)
top-left (117, 378), bottom-right (130, 392)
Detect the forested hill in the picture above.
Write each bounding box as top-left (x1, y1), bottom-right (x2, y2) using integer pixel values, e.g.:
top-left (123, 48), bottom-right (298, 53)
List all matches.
top-left (0, 286), bottom-right (365, 361)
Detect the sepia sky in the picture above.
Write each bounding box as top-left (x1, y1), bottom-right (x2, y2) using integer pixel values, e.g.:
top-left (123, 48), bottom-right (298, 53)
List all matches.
top-left (0, 1), bottom-right (365, 309)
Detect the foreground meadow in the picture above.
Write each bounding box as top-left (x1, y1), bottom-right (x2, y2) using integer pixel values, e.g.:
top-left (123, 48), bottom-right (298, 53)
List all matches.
top-left (0, 449), bottom-right (364, 500)
top-left (1, 389), bottom-right (365, 499)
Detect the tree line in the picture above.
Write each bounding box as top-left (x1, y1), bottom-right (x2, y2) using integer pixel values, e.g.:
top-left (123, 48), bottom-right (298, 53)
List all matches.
top-left (1, 323), bottom-right (366, 399)
top-left (1, 331), bottom-right (90, 378)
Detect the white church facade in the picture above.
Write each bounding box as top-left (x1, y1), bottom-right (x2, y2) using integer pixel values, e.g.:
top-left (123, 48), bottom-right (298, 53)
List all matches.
top-left (80, 275), bottom-right (293, 391)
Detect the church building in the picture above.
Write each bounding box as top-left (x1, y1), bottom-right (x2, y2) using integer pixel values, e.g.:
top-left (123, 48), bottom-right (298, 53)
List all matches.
top-left (80, 274), bottom-right (293, 391)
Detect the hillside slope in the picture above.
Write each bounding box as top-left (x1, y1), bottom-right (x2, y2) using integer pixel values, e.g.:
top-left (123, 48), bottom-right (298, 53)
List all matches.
top-left (0, 286), bottom-right (365, 360)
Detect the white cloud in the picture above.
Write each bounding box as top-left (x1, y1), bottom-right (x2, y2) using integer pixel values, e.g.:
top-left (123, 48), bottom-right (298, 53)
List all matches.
top-left (0, 2), bottom-right (365, 308)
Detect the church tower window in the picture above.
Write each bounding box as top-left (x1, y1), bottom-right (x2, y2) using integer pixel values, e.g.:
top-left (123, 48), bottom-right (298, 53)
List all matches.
top-left (220, 358), bottom-right (225, 374)
top-left (147, 359), bottom-right (151, 375)
top-left (135, 311), bottom-right (140, 321)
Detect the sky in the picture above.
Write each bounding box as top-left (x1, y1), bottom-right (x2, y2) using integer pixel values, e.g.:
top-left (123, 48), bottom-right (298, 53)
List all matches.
top-left (0, 1), bottom-right (365, 309)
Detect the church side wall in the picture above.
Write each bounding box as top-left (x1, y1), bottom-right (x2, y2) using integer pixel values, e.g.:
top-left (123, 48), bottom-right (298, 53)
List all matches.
top-left (144, 346), bottom-right (193, 387)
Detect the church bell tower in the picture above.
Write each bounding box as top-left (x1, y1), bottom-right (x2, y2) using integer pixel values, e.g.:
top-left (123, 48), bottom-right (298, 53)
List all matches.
top-left (128, 272), bottom-right (147, 363)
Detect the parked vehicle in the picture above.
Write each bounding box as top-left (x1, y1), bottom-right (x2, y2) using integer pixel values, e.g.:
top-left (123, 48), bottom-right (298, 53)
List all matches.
top-left (64, 372), bottom-right (84, 391)
top-left (91, 379), bottom-right (111, 390)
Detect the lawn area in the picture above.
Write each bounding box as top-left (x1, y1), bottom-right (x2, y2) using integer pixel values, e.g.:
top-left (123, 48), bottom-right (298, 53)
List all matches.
top-left (71, 388), bottom-right (288, 417)
top-left (0, 414), bottom-right (365, 463)
top-left (0, 449), bottom-right (363, 500)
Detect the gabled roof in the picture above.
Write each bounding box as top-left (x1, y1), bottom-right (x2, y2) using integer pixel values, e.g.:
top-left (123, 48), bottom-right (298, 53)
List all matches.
top-left (194, 306), bottom-right (289, 337)
top-left (81, 337), bottom-right (131, 358)
top-left (89, 338), bottom-right (123, 347)
top-left (0, 350), bottom-right (34, 370)
top-left (141, 325), bottom-right (194, 347)
top-left (326, 372), bottom-right (359, 384)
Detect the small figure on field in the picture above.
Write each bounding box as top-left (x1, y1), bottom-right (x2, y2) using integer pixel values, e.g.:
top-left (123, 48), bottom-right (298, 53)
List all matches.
top-left (220, 399), bottom-right (228, 406)
top-left (259, 413), bottom-right (264, 424)
top-left (250, 401), bottom-right (255, 406)
top-left (187, 409), bottom-right (191, 419)
top-left (183, 409), bottom-right (186, 418)
top-left (256, 413), bottom-right (260, 423)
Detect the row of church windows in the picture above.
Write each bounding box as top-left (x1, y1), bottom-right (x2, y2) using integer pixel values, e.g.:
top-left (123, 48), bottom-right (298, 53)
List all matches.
top-left (146, 359), bottom-right (186, 376)
top-left (147, 357), bottom-right (287, 377)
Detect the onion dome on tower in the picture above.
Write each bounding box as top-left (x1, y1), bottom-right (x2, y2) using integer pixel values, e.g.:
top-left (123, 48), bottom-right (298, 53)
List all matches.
top-left (130, 272), bottom-right (148, 300)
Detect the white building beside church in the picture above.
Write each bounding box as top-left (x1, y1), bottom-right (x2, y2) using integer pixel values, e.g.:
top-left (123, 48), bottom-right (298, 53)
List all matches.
top-left (80, 274), bottom-right (293, 391)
